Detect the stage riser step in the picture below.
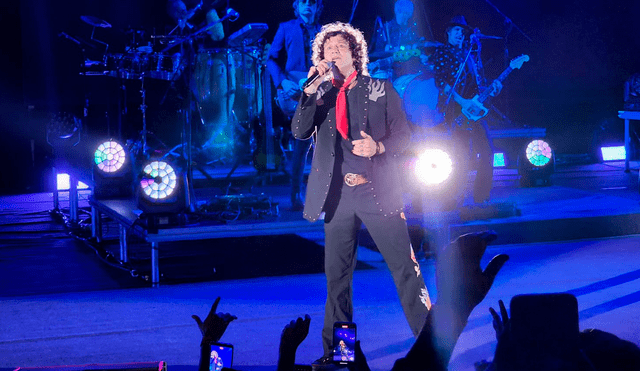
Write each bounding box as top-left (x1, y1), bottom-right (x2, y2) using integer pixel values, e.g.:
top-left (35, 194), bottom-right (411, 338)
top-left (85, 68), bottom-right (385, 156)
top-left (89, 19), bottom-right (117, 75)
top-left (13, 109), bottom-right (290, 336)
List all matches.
top-left (447, 213), bottom-right (640, 245)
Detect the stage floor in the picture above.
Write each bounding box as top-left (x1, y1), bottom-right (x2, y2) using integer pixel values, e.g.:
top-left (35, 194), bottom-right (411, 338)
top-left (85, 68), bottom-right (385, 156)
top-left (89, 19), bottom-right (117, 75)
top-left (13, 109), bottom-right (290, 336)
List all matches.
top-left (1, 160), bottom-right (640, 370)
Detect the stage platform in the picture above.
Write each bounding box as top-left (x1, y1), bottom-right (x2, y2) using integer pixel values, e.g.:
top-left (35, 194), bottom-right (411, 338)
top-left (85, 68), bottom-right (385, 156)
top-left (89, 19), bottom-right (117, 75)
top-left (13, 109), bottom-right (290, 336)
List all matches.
top-left (31, 157), bottom-right (640, 288)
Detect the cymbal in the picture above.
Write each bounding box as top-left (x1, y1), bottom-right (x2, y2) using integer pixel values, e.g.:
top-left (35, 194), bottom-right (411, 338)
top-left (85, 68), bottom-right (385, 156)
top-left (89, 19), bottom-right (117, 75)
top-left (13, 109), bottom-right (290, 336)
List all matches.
top-left (81, 15), bottom-right (111, 28)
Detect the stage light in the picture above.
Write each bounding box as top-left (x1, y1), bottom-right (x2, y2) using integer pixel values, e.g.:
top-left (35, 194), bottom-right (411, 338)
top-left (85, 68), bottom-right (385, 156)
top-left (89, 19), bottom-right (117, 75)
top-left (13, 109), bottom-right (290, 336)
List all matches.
top-left (600, 145), bottom-right (626, 162)
top-left (414, 149), bottom-right (453, 185)
top-left (493, 152), bottom-right (506, 167)
top-left (136, 159), bottom-right (186, 219)
top-left (518, 139), bottom-right (554, 187)
top-left (94, 140), bottom-right (126, 173)
top-left (56, 173), bottom-right (89, 191)
top-left (525, 140), bottom-right (552, 167)
top-left (140, 161), bottom-right (178, 200)
top-left (92, 139), bottom-right (133, 200)
top-left (46, 112), bottom-right (82, 145)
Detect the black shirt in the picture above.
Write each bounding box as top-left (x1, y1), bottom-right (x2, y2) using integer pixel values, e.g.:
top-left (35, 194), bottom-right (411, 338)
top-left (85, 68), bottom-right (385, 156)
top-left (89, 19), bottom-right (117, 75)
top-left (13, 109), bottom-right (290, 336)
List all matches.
top-left (337, 86), bottom-right (373, 177)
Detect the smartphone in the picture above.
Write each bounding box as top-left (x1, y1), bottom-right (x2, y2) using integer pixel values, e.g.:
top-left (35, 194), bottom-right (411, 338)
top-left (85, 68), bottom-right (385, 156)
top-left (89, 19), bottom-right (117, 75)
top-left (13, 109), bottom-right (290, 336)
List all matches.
top-left (509, 293), bottom-right (580, 370)
top-left (332, 321), bottom-right (357, 364)
top-left (209, 342), bottom-right (234, 371)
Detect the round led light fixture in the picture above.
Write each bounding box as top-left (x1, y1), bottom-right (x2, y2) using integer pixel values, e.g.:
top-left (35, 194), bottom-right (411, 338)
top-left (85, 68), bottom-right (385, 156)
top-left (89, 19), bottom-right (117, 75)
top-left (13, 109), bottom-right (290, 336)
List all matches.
top-left (525, 140), bottom-right (552, 167)
top-left (94, 141), bottom-right (126, 173)
top-left (140, 161), bottom-right (178, 200)
top-left (415, 149), bottom-right (453, 185)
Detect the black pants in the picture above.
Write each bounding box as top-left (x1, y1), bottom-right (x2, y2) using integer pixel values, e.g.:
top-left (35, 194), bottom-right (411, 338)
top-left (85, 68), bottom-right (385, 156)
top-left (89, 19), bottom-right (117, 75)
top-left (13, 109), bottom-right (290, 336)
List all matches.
top-left (321, 182), bottom-right (431, 355)
top-left (450, 120), bottom-right (494, 204)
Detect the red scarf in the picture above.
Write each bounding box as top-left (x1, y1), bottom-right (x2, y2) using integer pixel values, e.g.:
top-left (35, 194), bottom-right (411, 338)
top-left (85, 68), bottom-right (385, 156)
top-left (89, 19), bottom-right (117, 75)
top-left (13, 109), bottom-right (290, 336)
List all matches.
top-left (333, 70), bottom-right (358, 140)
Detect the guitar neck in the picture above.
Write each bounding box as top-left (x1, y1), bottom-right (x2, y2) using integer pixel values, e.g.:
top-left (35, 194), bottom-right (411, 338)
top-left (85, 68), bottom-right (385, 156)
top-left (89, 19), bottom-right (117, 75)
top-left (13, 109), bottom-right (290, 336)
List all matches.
top-left (477, 66), bottom-right (513, 103)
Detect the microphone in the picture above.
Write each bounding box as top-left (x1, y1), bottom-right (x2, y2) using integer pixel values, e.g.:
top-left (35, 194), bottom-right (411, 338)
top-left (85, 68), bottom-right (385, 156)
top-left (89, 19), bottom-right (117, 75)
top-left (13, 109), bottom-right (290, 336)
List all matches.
top-left (186, 1), bottom-right (202, 20)
top-left (301, 62), bottom-right (335, 89)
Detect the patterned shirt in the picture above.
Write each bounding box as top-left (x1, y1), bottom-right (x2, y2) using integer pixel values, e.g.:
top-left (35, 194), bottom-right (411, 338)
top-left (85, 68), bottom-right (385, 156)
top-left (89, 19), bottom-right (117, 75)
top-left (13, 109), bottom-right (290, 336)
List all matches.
top-left (432, 43), bottom-right (479, 118)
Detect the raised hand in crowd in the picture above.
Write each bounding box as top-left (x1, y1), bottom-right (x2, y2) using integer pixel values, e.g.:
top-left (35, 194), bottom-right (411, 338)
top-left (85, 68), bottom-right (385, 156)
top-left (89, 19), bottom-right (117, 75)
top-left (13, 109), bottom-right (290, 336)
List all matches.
top-left (488, 299), bottom-right (509, 341)
top-left (435, 230), bottom-right (508, 319)
top-left (348, 340), bottom-right (372, 371)
top-left (278, 314), bottom-right (311, 371)
top-left (195, 297), bottom-right (238, 371)
top-left (392, 231), bottom-right (509, 371)
top-left (193, 296), bottom-right (238, 346)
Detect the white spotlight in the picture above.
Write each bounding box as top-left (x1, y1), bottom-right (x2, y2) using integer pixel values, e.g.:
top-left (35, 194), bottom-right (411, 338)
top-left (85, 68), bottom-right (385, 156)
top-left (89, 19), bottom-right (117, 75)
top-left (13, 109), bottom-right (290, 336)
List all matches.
top-left (415, 149), bottom-right (453, 185)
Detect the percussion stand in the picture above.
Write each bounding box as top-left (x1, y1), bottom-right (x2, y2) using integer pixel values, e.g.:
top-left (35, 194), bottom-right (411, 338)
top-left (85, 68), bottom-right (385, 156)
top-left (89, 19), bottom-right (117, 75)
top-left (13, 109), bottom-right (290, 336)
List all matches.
top-left (161, 10), bottom-right (238, 208)
top-left (225, 40), bottom-right (261, 180)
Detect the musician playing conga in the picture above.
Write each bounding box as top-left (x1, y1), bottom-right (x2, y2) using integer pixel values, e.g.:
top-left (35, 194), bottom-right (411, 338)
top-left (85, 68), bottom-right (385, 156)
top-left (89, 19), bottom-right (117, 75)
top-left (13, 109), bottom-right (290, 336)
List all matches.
top-left (266, 0), bottom-right (323, 211)
top-left (432, 15), bottom-right (502, 207)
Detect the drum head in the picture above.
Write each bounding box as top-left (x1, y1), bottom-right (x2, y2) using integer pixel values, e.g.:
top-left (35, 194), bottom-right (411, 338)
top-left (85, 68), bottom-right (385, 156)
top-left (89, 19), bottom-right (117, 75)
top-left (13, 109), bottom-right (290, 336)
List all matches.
top-left (395, 74), bottom-right (443, 127)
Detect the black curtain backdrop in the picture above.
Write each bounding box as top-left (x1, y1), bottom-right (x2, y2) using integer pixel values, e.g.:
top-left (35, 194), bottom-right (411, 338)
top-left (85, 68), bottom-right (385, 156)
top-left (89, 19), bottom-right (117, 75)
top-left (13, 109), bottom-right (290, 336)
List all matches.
top-left (1, 0), bottom-right (639, 194)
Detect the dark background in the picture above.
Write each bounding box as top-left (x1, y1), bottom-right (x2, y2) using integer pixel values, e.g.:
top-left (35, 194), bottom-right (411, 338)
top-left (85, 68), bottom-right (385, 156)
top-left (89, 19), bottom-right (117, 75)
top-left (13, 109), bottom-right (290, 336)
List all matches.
top-left (1, 0), bottom-right (639, 195)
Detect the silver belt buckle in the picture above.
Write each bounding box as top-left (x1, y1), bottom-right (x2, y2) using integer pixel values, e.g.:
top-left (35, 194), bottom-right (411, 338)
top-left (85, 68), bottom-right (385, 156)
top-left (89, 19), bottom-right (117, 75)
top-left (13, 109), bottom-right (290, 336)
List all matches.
top-left (344, 173), bottom-right (358, 187)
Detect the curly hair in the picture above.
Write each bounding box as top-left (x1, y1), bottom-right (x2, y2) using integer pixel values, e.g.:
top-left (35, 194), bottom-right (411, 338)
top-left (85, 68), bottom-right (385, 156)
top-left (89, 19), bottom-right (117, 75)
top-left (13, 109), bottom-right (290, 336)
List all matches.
top-left (311, 22), bottom-right (369, 77)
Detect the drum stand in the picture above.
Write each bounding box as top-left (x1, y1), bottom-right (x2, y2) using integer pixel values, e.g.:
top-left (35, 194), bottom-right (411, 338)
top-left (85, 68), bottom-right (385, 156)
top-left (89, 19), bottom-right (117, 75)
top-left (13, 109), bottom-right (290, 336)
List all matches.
top-left (225, 41), bottom-right (261, 180)
top-left (132, 76), bottom-right (167, 157)
top-left (158, 10), bottom-right (240, 207)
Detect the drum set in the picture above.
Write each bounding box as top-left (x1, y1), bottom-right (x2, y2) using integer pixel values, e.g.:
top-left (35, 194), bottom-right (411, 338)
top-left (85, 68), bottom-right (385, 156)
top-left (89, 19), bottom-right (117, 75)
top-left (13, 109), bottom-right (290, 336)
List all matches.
top-left (74, 13), bottom-right (268, 167)
top-left (367, 41), bottom-right (444, 129)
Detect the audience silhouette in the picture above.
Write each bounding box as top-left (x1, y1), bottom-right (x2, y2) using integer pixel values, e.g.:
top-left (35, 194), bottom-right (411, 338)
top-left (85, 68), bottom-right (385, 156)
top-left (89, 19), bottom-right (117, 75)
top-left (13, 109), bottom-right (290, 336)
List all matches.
top-left (190, 231), bottom-right (640, 371)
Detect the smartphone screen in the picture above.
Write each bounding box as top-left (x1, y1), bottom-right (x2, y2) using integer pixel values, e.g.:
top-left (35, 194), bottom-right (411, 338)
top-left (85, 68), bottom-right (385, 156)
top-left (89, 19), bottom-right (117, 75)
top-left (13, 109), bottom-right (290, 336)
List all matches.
top-left (209, 342), bottom-right (233, 371)
top-left (509, 293), bottom-right (580, 370)
top-left (332, 322), bottom-right (357, 364)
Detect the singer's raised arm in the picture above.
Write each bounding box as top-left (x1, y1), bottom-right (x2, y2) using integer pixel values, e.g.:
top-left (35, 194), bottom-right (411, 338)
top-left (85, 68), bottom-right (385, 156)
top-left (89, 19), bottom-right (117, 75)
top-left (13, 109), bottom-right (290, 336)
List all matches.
top-left (291, 85), bottom-right (323, 140)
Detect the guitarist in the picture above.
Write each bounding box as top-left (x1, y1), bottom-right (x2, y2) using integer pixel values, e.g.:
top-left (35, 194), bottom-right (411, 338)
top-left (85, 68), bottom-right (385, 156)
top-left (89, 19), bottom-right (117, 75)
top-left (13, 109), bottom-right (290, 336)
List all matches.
top-left (432, 15), bottom-right (502, 206)
top-left (266, 0), bottom-right (323, 211)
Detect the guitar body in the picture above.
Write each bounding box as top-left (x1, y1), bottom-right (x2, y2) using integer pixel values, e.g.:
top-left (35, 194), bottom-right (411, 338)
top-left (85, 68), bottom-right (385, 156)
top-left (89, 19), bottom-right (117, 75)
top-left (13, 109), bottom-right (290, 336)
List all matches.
top-left (275, 71), bottom-right (308, 118)
top-left (461, 95), bottom-right (489, 122)
top-left (448, 54), bottom-right (530, 130)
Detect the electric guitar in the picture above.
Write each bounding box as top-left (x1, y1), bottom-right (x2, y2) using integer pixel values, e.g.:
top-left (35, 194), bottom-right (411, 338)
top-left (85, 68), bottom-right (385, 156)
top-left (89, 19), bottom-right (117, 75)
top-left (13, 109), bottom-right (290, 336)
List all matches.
top-left (453, 54), bottom-right (529, 127)
top-left (368, 41), bottom-right (443, 74)
top-left (275, 71), bottom-right (309, 118)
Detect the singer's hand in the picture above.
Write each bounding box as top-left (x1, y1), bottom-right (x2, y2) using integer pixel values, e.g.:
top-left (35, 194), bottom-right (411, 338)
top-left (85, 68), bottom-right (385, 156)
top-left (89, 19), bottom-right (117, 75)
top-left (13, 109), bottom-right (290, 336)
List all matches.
top-left (351, 131), bottom-right (378, 158)
top-left (303, 59), bottom-right (333, 95)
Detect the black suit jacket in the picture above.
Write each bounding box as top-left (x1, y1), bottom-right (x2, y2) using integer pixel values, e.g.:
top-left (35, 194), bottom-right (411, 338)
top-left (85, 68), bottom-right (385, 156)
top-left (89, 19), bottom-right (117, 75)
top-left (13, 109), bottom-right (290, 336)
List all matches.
top-left (292, 74), bottom-right (410, 222)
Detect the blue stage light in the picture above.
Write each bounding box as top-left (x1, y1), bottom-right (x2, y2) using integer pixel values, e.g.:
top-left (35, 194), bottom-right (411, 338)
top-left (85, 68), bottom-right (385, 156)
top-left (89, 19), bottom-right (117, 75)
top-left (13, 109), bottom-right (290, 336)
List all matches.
top-left (600, 145), bottom-right (626, 161)
top-left (493, 153), bottom-right (506, 167)
top-left (56, 173), bottom-right (89, 191)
